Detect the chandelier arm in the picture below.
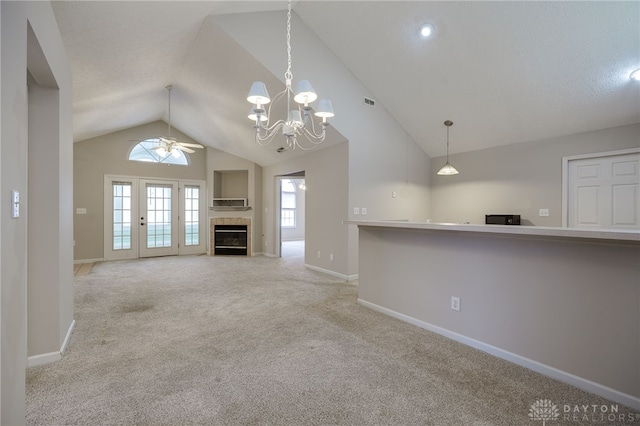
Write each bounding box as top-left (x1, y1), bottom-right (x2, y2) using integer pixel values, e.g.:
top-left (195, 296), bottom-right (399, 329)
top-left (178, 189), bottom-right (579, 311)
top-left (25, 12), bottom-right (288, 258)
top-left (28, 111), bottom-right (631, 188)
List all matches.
top-left (292, 132), bottom-right (326, 150)
top-left (256, 120), bottom-right (286, 138)
top-left (300, 111), bottom-right (328, 140)
top-left (256, 124), bottom-right (284, 146)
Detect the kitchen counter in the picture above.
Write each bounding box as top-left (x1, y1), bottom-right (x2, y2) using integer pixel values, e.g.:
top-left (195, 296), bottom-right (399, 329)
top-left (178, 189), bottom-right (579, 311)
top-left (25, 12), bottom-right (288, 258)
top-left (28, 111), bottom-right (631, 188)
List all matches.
top-left (344, 219), bottom-right (639, 244)
top-left (348, 219), bottom-right (640, 409)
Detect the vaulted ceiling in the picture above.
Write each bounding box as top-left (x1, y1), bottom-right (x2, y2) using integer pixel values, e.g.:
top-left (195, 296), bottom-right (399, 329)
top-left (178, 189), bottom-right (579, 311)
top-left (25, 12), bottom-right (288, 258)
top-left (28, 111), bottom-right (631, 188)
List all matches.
top-left (52, 1), bottom-right (640, 167)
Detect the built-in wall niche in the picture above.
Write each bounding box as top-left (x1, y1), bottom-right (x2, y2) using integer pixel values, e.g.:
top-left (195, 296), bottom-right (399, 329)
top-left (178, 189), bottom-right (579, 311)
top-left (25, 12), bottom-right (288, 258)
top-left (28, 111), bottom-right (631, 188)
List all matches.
top-left (213, 170), bottom-right (249, 199)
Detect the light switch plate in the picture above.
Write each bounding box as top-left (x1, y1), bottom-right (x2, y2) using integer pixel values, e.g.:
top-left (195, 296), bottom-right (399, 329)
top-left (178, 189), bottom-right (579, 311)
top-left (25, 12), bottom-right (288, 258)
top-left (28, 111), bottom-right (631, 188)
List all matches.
top-left (11, 190), bottom-right (19, 219)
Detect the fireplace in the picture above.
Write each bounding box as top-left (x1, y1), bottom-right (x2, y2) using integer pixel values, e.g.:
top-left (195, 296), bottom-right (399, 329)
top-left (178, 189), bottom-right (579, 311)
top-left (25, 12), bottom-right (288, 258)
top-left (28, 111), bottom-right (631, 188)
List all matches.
top-left (210, 217), bottom-right (252, 256)
top-left (214, 225), bottom-right (248, 255)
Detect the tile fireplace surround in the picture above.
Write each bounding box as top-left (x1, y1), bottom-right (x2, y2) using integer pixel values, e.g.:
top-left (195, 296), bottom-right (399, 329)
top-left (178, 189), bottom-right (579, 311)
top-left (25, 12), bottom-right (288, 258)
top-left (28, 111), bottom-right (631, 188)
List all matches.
top-left (209, 217), bottom-right (252, 256)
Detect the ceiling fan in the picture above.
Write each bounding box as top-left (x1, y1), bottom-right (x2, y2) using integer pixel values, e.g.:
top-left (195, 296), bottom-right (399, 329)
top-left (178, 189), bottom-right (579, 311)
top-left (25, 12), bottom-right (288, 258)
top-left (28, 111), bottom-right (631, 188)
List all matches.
top-left (155, 85), bottom-right (204, 157)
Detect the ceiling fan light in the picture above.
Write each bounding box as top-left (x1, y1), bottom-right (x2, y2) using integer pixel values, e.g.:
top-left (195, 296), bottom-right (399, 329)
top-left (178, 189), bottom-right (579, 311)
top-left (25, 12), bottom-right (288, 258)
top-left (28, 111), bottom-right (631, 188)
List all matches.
top-left (171, 149), bottom-right (181, 158)
top-left (247, 81), bottom-right (271, 105)
top-left (630, 68), bottom-right (640, 81)
top-left (155, 146), bottom-right (167, 157)
top-left (293, 80), bottom-right (317, 105)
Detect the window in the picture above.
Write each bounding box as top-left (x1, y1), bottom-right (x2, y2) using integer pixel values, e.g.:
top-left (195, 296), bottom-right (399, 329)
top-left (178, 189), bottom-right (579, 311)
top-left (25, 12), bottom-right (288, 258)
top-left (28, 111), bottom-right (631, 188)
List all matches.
top-left (184, 186), bottom-right (200, 246)
top-left (146, 184), bottom-right (172, 248)
top-left (281, 179), bottom-right (297, 228)
top-left (129, 139), bottom-right (189, 165)
top-left (112, 182), bottom-right (132, 250)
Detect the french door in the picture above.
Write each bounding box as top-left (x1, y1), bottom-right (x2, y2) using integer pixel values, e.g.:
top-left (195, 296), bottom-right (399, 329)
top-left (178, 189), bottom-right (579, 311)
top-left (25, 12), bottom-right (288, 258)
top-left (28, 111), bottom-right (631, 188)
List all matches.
top-left (139, 179), bottom-right (179, 257)
top-left (104, 175), bottom-right (206, 260)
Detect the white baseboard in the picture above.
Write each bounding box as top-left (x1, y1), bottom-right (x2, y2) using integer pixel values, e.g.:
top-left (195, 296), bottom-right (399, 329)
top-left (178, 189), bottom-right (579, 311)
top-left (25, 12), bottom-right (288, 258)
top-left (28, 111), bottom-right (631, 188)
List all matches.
top-left (74, 258), bottom-right (103, 264)
top-left (27, 351), bottom-right (61, 367)
top-left (27, 319), bottom-right (76, 368)
top-left (357, 298), bottom-right (640, 411)
top-left (304, 264), bottom-right (358, 282)
top-left (61, 319), bottom-right (75, 355)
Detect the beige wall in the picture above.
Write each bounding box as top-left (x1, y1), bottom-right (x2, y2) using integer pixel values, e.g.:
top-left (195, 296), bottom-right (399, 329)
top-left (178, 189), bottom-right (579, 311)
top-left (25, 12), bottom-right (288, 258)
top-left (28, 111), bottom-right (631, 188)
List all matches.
top-left (74, 121), bottom-right (207, 261)
top-left (358, 226), bottom-right (640, 408)
top-left (430, 123), bottom-right (640, 225)
top-left (263, 143), bottom-right (349, 277)
top-left (1, 2), bottom-right (74, 423)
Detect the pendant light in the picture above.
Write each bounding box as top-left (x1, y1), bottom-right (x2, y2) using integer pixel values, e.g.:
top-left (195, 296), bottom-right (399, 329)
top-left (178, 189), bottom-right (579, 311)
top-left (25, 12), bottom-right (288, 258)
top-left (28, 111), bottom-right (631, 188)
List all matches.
top-left (437, 120), bottom-right (459, 176)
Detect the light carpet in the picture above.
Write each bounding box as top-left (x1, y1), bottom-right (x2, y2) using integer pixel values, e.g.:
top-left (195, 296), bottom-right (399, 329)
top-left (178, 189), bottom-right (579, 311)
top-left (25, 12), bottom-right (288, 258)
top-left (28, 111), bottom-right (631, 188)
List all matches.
top-left (26, 249), bottom-right (633, 425)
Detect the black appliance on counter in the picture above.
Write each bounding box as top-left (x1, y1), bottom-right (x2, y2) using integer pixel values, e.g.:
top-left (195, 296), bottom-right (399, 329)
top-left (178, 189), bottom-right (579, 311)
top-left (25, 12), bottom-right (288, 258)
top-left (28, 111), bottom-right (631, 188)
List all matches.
top-left (485, 214), bottom-right (521, 225)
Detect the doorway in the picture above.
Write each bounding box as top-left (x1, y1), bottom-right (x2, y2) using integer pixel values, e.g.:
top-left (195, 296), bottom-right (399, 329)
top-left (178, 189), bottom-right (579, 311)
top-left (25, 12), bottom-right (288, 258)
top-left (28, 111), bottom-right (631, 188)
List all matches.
top-left (277, 173), bottom-right (306, 259)
top-left (104, 175), bottom-right (206, 260)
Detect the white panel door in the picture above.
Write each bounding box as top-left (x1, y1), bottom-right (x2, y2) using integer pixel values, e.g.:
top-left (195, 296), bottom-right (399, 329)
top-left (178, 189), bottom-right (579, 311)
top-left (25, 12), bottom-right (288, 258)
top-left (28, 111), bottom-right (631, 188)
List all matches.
top-left (568, 153), bottom-right (639, 229)
top-left (139, 179), bottom-right (179, 257)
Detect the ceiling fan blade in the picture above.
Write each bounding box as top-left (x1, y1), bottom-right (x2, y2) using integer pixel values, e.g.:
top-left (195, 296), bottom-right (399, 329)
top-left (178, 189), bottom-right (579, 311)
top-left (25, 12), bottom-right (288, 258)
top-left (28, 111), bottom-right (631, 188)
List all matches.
top-left (177, 146), bottom-right (195, 153)
top-left (159, 136), bottom-right (175, 145)
top-left (177, 142), bottom-right (204, 149)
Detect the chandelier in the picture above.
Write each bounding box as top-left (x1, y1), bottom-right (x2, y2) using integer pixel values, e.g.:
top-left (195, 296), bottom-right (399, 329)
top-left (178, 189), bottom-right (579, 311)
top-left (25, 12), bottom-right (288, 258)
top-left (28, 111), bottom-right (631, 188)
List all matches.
top-left (246, 0), bottom-right (334, 151)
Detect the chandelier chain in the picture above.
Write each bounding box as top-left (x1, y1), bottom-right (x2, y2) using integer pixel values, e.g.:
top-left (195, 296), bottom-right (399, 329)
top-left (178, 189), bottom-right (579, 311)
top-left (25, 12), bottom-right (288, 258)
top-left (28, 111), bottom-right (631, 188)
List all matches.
top-left (285, 0), bottom-right (293, 83)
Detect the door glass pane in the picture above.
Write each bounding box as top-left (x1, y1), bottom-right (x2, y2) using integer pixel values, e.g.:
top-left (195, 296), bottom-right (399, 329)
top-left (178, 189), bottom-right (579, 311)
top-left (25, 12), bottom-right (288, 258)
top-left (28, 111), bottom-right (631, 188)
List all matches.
top-left (147, 184), bottom-right (172, 248)
top-left (113, 182), bottom-right (132, 250)
top-left (184, 185), bottom-right (199, 246)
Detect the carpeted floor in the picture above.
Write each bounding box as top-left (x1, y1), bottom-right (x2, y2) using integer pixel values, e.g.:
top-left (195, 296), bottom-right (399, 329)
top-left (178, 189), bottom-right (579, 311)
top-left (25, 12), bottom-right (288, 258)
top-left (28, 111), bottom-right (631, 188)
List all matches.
top-left (26, 245), bottom-right (634, 425)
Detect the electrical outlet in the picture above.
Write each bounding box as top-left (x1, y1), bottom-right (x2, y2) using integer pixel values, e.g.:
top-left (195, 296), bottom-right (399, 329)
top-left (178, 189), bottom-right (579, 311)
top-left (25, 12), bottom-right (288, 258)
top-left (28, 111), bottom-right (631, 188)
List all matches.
top-left (317, 251), bottom-right (321, 258)
top-left (361, 207), bottom-right (367, 215)
top-left (330, 253), bottom-right (334, 261)
top-left (539, 208), bottom-right (549, 217)
top-left (451, 296), bottom-right (461, 312)
top-left (354, 207), bottom-right (360, 215)
top-left (392, 191), bottom-right (397, 198)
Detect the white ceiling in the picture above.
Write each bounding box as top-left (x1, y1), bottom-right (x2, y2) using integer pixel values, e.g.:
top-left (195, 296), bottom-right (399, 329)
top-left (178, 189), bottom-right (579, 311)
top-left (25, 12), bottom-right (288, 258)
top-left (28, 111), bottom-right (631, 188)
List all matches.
top-left (52, 1), bottom-right (640, 166)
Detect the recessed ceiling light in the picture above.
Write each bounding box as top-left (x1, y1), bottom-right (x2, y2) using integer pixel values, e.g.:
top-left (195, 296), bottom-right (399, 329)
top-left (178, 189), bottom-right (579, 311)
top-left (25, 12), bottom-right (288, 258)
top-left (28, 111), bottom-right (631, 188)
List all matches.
top-left (419, 23), bottom-right (434, 38)
top-left (631, 68), bottom-right (640, 81)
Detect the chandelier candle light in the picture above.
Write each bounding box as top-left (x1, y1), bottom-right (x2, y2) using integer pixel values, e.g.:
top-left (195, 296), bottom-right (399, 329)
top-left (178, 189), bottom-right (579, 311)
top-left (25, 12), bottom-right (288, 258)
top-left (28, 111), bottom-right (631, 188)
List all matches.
top-left (246, 0), bottom-right (334, 150)
top-left (437, 120), bottom-right (459, 176)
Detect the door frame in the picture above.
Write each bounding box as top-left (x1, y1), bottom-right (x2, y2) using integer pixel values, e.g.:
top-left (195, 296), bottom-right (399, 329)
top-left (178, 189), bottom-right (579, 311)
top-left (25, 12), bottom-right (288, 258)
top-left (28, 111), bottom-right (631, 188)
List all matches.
top-left (561, 147), bottom-right (640, 227)
top-left (275, 173), bottom-right (305, 258)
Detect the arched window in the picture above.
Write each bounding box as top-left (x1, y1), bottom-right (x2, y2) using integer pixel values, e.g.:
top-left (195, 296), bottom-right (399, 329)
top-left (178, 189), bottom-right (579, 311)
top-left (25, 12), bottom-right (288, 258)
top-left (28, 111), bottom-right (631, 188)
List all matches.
top-left (128, 138), bottom-right (189, 165)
